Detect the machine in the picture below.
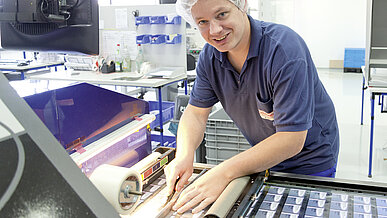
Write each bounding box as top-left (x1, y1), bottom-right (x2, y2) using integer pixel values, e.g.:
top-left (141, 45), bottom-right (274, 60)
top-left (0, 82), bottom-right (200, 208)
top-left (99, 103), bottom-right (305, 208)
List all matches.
top-left (1, 71), bottom-right (387, 217)
top-left (0, 0), bottom-right (99, 54)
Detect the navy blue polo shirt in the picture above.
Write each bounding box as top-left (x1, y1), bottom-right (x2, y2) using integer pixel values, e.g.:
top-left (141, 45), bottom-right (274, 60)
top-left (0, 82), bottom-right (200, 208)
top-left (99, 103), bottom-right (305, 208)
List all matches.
top-left (189, 15), bottom-right (339, 174)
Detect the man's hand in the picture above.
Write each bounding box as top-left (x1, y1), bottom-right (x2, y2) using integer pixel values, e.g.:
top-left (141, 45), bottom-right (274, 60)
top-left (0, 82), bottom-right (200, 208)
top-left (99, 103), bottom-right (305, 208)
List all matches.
top-left (164, 155), bottom-right (194, 196)
top-left (172, 165), bottom-right (231, 214)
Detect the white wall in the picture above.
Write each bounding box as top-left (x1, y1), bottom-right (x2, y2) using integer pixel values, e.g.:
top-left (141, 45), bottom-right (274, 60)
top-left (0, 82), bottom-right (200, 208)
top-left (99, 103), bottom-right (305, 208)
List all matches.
top-left (258, 0), bottom-right (366, 68)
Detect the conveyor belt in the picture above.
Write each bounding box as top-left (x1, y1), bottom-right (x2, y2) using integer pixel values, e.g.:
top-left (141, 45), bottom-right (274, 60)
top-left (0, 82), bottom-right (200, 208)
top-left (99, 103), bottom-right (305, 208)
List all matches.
top-left (232, 172), bottom-right (387, 218)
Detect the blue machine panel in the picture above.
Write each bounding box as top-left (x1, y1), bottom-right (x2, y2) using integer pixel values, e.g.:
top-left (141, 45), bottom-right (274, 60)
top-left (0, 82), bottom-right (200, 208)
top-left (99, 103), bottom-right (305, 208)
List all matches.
top-left (23, 83), bottom-right (150, 155)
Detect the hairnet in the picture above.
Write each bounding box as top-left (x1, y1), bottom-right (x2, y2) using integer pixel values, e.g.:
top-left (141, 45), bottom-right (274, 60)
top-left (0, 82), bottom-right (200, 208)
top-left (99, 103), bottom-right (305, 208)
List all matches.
top-left (176, 0), bottom-right (249, 27)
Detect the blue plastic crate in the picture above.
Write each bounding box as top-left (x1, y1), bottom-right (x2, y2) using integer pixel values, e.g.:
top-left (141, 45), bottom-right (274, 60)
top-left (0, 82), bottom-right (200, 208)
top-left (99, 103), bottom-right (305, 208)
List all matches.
top-left (151, 134), bottom-right (176, 148)
top-left (166, 16), bottom-right (181, 24)
top-left (149, 101), bottom-right (175, 129)
top-left (151, 34), bottom-right (167, 44)
top-left (135, 16), bottom-right (151, 25)
top-left (150, 16), bottom-right (166, 24)
top-left (136, 34), bottom-right (151, 44)
top-left (166, 34), bottom-right (182, 44)
top-left (344, 48), bottom-right (365, 68)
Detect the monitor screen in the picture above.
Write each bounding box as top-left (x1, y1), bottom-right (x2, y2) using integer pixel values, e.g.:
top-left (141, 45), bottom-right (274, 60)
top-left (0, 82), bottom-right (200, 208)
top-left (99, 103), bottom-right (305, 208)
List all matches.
top-left (0, 0), bottom-right (99, 55)
top-left (159, 0), bottom-right (177, 3)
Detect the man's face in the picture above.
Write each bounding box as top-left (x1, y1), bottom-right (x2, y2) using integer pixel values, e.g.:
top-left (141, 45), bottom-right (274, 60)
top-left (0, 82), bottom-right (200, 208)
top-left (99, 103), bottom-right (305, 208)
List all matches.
top-left (191, 0), bottom-right (249, 53)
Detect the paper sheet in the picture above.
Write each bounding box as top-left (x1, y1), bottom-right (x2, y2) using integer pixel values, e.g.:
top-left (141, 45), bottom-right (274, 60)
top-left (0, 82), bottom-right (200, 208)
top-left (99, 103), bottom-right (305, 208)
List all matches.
top-left (115, 8), bottom-right (128, 29)
top-left (101, 31), bottom-right (137, 58)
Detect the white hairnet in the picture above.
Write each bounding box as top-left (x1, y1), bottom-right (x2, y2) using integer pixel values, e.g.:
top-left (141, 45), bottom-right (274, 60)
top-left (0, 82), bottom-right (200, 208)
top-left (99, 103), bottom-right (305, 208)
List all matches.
top-left (176, 0), bottom-right (249, 27)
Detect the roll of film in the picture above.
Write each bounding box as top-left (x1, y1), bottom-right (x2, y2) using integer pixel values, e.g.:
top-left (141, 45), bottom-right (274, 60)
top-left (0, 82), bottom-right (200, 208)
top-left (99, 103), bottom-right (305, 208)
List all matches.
top-left (89, 164), bottom-right (142, 215)
top-left (88, 152), bottom-right (162, 215)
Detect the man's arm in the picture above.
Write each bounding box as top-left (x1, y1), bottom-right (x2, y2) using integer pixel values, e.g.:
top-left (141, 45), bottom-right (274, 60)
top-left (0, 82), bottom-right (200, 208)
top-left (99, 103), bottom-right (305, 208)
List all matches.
top-left (219, 130), bottom-right (307, 181)
top-left (175, 103), bottom-right (212, 159)
top-left (165, 104), bottom-right (212, 194)
top-left (173, 130), bottom-right (307, 213)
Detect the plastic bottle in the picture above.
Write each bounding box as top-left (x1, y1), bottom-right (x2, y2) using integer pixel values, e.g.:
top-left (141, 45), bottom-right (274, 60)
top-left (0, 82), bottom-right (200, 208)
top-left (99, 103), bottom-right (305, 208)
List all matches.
top-left (135, 44), bottom-right (144, 74)
top-left (115, 43), bottom-right (122, 72)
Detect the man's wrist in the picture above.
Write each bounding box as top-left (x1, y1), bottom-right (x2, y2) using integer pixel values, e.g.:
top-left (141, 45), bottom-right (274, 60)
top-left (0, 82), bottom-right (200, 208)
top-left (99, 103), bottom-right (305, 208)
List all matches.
top-left (217, 160), bottom-right (239, 182)
top-left (175, 147), bottom-right (195, 161)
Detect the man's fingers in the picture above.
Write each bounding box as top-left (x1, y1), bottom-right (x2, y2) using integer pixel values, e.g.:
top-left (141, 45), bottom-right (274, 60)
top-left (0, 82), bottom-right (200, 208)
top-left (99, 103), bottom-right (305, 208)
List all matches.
top-left (192, 198), bottom-right (212, 214)
top-left (165, 167), bottom-right (178, 195)
top-left (173, 185), bottom-right (196, 210)
top-left (177, 193), bottom-right (205, 214)
top-left (175, 172), bottom-right (190, 192)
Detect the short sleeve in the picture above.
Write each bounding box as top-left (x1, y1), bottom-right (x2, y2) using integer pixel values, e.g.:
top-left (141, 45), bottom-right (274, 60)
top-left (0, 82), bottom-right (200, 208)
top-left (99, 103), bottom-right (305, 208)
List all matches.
top-left (271, 58), bottom-right (314, 132)
top-left (189, 51), bottom-right (219, 108)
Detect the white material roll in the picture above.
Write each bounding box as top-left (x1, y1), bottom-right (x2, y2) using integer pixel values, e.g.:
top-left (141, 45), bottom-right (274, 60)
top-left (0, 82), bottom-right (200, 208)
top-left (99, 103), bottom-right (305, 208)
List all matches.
top-left (131, 152), bottom-right (162, 173)
top-left (89, 164), bottom-right (142, 215)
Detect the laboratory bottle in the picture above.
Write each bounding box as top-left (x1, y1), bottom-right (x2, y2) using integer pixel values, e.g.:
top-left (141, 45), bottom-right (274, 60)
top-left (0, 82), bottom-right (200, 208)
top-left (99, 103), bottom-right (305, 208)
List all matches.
top-left (115, 43), bottom-right (123, 72)
top-left (135, 44), bottom-right (144, 74)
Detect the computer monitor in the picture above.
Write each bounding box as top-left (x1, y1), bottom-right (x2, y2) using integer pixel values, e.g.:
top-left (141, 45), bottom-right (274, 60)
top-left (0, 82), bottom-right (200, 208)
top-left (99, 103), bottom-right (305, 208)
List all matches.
top-left (0, 0), bottom-right (99, 55)
top-left (159, 0), bottom-right (177, 3)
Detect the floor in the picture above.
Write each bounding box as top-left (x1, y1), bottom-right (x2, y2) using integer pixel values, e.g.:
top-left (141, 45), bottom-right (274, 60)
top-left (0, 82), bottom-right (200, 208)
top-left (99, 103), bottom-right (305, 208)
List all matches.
top-left (317, 68), bottom-right (387, 183)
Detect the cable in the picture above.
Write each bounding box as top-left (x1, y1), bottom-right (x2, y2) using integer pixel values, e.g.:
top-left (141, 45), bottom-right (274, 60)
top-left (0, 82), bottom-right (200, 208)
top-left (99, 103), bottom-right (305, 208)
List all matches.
top-left (0, 121), bottom-right (26, 211)
top-left (68, 0), bottom-right (79, 9)
top-left (40, 0), bottom-right (50, 21)
top-left (40, 0), bottom-right (70, 23)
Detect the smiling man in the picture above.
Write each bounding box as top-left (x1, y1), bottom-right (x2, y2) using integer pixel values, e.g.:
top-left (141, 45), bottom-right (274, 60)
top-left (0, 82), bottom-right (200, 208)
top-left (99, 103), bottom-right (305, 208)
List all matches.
top-left (164, 0), bottom-right (340, 214)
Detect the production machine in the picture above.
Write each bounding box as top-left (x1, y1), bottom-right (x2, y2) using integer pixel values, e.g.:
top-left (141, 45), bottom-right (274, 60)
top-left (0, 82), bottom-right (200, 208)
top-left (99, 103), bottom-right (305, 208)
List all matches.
top-left (2, 71), bottom-right (387, 217)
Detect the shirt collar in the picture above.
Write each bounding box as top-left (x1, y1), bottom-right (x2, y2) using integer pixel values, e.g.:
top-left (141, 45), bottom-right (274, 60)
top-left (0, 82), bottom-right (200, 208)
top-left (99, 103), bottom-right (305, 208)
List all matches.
top-left (212, 15), bottom-right (263, 65)
top-left (246, 15), bottom-right (262, 60)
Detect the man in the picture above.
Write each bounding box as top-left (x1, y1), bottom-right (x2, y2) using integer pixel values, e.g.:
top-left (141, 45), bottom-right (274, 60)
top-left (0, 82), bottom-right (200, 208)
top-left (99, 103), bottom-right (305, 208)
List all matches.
top-left (164, 0), bottom-right (339, 214)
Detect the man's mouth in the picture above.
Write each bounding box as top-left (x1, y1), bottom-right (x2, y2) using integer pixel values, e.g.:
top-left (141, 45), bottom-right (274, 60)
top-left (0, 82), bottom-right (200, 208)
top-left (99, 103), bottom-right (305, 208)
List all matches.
top-left (214, 33), bottom-right (229, 41)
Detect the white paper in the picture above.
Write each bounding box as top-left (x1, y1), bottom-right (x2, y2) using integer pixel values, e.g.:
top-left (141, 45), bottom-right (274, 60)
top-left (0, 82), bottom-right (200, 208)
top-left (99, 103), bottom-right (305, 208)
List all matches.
top-left (101, 31), bottom-right (137, 59)
top-left (115, 8), bottom-right (128, 29)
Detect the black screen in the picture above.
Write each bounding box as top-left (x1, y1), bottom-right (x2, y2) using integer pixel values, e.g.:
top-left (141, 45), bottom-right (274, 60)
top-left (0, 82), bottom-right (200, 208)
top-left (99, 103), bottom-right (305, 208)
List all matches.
top-left (159, 0), bottom-right (177, 4)
top-left (0, 0), bottom-right (99, 55)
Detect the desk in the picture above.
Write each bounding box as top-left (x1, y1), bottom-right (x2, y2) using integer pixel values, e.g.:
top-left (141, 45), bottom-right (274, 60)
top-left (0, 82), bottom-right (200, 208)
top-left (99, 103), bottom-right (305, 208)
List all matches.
top-left (361, 66), bottom-right (387, 177)
top-left (0, 62), bottom-right (64, 80)
top-left (28, 70), bottom-right (188, 146)
top-left (363, 87), bottom-right (387, 178)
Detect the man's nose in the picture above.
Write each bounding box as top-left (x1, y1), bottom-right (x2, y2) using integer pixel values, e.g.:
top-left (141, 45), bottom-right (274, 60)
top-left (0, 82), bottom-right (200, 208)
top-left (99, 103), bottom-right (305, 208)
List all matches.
top-left (209, 20), bottom-right (223, 35)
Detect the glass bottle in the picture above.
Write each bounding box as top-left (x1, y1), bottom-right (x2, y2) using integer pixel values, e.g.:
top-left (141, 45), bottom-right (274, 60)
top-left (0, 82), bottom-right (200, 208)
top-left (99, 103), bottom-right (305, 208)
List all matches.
top-left (135, 44), bottom-right (144, 74)
top-left (115, 43), bottom-right (122, 72)
top-left (121, 45), bottom-right (131, 72)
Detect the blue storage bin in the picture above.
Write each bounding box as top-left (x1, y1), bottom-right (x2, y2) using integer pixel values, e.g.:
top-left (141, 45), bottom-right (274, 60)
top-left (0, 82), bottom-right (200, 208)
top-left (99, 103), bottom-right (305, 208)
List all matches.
top-left (344, 48), bottom-right (365, 68)
top-left (166, 34), bottom-right (182, 44)
top-left (136, 35), bottom-right (151, 44)
top-left (150, 16), bottom-right (166, 24)
top-left (151, 134), bottom-right (176, 148)
top-left (135, 16), bottom-right (151, 25)
top-left (166, 16), bottom-right (181, 24)
top-left (149, 101), bottom-right (175, 129)
top-left (151, 34), bottom-right (167, 44)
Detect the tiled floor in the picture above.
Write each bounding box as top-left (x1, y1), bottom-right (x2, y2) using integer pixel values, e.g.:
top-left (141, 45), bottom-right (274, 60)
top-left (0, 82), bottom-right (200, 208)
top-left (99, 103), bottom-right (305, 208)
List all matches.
top-left (317, 68), bottom-right (387, 183)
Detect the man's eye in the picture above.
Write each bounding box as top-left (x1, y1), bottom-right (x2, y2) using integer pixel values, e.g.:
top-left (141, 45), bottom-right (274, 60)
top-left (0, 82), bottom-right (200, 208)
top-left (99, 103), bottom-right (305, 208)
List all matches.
top-left (198, 20), bottom-right (207, 25)
top-left (218, 12), bottom-right (227, 18)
